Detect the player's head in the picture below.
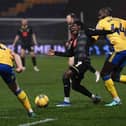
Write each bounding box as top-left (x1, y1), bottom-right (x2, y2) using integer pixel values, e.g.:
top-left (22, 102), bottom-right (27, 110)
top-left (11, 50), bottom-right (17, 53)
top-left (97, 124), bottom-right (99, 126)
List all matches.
top-left (70, 21), bottom-right (83, 35)
top-left (98, 7), bottom-right (112, 20)
top-left (66, 13), bottom-right (77, 25)
top-left (21, 18), bottom-right (28, 26)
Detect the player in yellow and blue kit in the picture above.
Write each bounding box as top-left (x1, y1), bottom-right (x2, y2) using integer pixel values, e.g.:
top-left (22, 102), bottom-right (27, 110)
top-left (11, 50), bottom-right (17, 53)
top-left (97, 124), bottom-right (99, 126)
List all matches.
top-left (0, 43), bottom-right (35, 117)
top-left (94, 7), bottom-right (126, 106)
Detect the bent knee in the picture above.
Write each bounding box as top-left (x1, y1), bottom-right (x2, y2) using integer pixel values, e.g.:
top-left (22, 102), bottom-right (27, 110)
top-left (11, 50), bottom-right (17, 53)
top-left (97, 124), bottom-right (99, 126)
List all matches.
top-left (100, 72), bottom-right (110, 81)
top-left (63, 70), bottom-right (73, 79)
top-left (111, 74), bottom-right (120, 82)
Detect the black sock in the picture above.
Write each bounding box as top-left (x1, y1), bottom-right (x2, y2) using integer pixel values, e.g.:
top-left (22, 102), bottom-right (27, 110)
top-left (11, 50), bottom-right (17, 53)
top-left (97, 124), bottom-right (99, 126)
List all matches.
top-left (72, 78), bottom-right (92, 98)
top-left (21, 57), bottom-right (25, 67)
top-left (32, 57), bottom-right (37, 66)
top-left (62, 74), bottom-right (71, 97)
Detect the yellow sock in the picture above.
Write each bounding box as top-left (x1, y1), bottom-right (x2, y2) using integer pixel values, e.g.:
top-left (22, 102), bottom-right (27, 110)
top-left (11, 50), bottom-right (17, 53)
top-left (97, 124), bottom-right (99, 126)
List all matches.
top-left (17, 90), bottom-right (33, 113)
top-left (105, 79), bottom-right (119, 98)
top-left (120, 75), bottom-right (126, 83)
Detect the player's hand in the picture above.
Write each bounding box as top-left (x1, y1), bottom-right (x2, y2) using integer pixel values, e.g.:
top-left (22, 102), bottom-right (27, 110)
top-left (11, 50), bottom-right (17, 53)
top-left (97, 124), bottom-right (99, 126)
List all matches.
top-left (15, 67), bottom-right (24, 73)
top-left (12, 43), bottom-right (15, 48)
top-left (47, 49), bottom-right (55, 56)
top-left (95, 71), bottom-right (100, 83)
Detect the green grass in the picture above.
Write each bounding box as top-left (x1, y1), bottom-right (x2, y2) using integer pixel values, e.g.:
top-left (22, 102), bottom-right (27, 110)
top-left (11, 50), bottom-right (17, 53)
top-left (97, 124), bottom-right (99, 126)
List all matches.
top-left (0, 55), bottom-right (126, 126)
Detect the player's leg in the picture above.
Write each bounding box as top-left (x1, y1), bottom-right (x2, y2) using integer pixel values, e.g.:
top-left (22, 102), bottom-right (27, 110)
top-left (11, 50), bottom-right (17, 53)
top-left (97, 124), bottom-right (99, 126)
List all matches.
top-left (20, 48), bottom-right (26, 69)
top-left (0, 65), bottom-right (35, 117)
top-left (104, 52), bottom-right (126, 84)
top-left (101, 53), bottom-right (122, 106)
top-left (120, 74), bottom-right (126, 83)
top-left (111, 60), bottom-right (126, 84)
top-left (87, 61), bottom-right (100, 82)
top-left (56, 69), bottom-right (72, 107)
top-left (71, 77), bottom-right (101, 103)
top-left (29, 46), bottom-right (39, 72)
top-left (62, 70), bottom-right (71, 102)
top-left (118, 59), bottom-right (126, 83)
top-left (71, 62), bottom-right (101, 103)
top-left (111, 67), bottom-right (123, 82)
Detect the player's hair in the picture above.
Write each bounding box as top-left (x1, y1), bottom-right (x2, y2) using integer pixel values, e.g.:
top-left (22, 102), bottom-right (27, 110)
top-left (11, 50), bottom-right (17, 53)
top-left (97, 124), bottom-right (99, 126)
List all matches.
top-left (73, 21), bottom-right (84, 30)
top-left (67, 13), bottom-right (77, 19)
top-left (100, 7), bottom-right (112, 16)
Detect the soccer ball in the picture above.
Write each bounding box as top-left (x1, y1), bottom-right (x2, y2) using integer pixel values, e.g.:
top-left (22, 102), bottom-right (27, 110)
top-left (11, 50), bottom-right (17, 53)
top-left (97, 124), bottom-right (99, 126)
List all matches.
top-left (35, 94), bottom-right (49, 108)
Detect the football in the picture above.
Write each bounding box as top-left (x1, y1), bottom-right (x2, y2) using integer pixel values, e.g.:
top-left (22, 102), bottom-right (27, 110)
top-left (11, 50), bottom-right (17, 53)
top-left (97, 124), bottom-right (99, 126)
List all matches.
top-left (35, 94), bottom-right (49, 108)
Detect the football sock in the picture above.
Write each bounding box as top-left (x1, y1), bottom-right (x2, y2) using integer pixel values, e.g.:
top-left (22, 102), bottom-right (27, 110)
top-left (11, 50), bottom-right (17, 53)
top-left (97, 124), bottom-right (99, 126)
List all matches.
top-left (105, 79), bottom-right (119, 98)
top-left (21, 57), bottom-right (25, 67)
top-left (91, 94), bottom-right (96, 99)
top-left (120, 75), bottom-right (126, 83)
top-left (64, 97), bottom-right (70, 103)
top-left (31, 57), bottom-right (37, 66)
top-left (114, 97), bottom-right (120, 102)
top-left (63, 75), bottom-right (71, 97)
top-left (17, 90), bottom-right (33, 113)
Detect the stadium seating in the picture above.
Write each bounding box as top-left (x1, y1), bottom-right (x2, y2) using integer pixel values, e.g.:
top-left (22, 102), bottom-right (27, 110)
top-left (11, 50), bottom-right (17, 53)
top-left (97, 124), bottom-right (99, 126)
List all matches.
top-left (0, 0), bottom-right (24, 12)
top-left (0, 0), bottom-right (68, 17)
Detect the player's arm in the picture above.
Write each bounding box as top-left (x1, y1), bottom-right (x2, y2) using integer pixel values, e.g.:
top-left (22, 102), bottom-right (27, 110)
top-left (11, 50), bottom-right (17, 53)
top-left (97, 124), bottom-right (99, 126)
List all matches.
top-left (48, 40), bottom-right (74, 57)
top-left (32, 33), bottom-right (37, 45)
top-left (30, 26), bottom-right (37, 45)
top-left (48, 49), bottom-right (73, 57)
top-left (11, 51), bottom-right (24, 73)
top-left (13, 35), bottom-right (20, 47)
top-left (85, 28), bottom-right (114, 36)
top-left (90, 21), bottom-right (104, 41)
top-left (88, 63), bottom-right (100, 82)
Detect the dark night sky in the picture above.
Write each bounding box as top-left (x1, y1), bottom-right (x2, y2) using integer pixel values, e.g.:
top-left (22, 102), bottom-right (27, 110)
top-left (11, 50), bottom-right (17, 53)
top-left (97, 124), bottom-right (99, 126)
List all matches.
top-left (65, 0), bottom-right (126, 26)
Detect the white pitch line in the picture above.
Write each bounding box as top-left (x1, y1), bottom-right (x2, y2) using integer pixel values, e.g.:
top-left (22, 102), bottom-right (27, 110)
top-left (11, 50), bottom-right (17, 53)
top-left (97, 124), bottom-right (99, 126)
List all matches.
top-left (18, 118), bottom-right (57, 126)
top-left (0, 116), bottom-right (16, 119)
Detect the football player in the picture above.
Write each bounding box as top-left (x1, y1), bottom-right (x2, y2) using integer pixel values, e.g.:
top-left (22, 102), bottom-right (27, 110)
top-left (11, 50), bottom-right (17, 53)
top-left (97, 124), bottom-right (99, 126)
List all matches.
top-left (13, 18), bottom-right (40, 72)
top-left (66, 13), bottom-right (77, 66)
top-left (0, 43), bottom-right (35, 117)
top-left (94, 7), bottom-right (126, 106)
top-left (48, 20), bottom-right (114, 107)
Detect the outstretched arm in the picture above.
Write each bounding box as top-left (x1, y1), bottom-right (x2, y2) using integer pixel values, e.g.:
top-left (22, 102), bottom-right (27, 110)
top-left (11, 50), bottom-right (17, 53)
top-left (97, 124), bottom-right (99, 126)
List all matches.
top-left (13, 35), bottom-right (20, 47)
top-left (88, 64), bottom-right (100, 83)
top-left (32, 33), bottom-right (37, 45)
top-left (11, 51), bottom-right (24, 73)
top-left (85, 28), bottom-right (114, 36)
top-left (48, 49), bottom-right (73, 57)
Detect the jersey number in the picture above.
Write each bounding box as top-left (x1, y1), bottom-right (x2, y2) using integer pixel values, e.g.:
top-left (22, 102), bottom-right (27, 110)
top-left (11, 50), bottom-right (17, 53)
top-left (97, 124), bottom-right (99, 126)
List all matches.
top-left (111, 23), bottom-right (126, 36)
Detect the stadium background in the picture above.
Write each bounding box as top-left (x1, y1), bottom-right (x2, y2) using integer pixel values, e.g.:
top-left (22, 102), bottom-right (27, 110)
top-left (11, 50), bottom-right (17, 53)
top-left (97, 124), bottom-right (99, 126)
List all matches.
top-left (0, 1), bottom-right (126, 126)
top-left (0, 0), bottom-right (125, 55)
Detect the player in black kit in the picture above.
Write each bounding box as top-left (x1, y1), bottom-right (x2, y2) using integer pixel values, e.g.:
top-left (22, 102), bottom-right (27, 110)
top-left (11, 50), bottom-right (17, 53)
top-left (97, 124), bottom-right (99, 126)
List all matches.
top-left (13, 18), bottom-right (40, 72)
top-left (48, 21), bottom-right (114, 107)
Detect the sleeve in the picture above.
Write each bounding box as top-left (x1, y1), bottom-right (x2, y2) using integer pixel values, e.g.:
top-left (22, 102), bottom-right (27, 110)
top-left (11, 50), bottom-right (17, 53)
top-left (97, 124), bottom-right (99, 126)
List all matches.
top-left (89, 20), bottom-right (111, 41)
top-left (85, 28), bottom-right (114, 36)
top-left (90, 21), bottom-right (102, 41)
top-left (96, 20), bottom-right (104, 30)
top-left (30, 26), bottom-right (33, 34)
top-left (55, 51), bottom-right (73, 57)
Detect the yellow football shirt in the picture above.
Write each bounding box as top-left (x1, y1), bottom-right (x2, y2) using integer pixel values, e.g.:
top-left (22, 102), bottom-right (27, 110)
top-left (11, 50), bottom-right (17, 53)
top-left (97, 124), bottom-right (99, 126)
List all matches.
top-left (0, 44), bottom-right (14, 67)
top-left (95, 16), bottom-right (126, 52)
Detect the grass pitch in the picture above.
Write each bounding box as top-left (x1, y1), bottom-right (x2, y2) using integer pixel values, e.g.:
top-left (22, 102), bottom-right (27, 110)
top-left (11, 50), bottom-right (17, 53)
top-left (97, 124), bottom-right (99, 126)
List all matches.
top-left (0, 55), bottom-right (126, 126)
